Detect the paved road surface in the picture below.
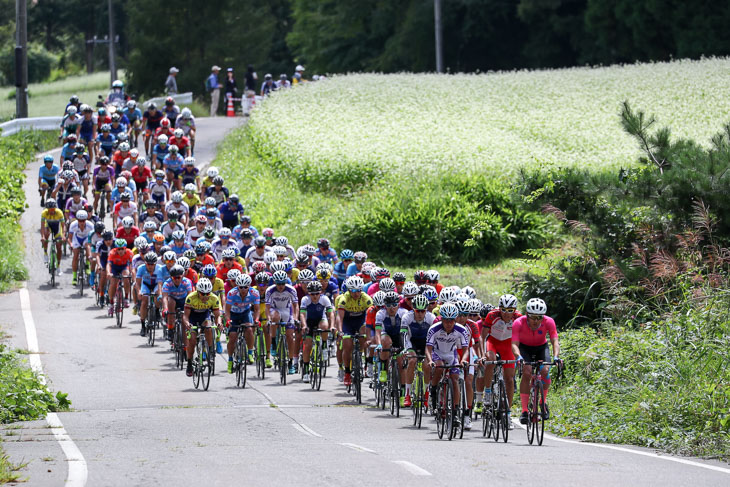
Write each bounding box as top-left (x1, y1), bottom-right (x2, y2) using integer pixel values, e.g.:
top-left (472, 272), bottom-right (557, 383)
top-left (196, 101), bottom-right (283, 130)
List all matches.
top-left (1, 116), bottom-right (729, 486)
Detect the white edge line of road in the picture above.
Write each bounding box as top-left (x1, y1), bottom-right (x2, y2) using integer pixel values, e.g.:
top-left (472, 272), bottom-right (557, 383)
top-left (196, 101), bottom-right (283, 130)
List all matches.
top-left (511, 418), bottom-right (730, 475)
top-left (391, 460), bottom-right (432, 476)
top-left (340, 443), bottom-right (377, 454)
top-left (291, 423), bottom-right (322, 438)
top-left (20, 285), bottom-right (89, 487)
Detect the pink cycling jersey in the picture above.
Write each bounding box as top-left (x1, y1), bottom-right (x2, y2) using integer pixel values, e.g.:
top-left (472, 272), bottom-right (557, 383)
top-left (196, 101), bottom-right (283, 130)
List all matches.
top-left (511, 315), bottom-right (558, 347)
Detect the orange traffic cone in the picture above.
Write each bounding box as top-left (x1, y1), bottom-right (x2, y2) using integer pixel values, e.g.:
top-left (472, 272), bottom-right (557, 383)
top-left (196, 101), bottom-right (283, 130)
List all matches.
top-left (226, 95), bottom-right (235, 117)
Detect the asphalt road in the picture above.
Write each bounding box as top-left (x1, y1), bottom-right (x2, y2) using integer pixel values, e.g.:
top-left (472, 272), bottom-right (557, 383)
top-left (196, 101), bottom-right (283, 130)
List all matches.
top-left (2, 116), bottom-right (729, 486)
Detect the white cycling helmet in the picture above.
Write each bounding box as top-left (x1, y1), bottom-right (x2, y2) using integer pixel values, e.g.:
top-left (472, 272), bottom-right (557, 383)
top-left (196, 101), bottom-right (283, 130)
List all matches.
top-left (67, 105), bottom-right (77, 115)
top-left (207, 167), bottom-right (219, 178)
top-left (270, 261), bottom-right (287, 273)
top-left (121, 216), bottom-right (134, 228)
top-left (439, 287), bottom-right (456, 304)
top-left (116, 176), bottom-right (127, 187)
top-left (133, 236), bottom-right (147, 249)
top-left (184, 157), bottom-right (195, 166)
top-left (426, 269), bottom-right (440, 281)
top-left (525, 298), bottom-right (547, 315)
top-left (171, 191), bottom-right (183, 203)
top-left (346, 276), bottom-right (364, 292)
top-left (272, 245), bottom-right (288, 257)
top-left (498, 294), bottom-right (518, 309)
top-left (176, 257), bottom-right (191, 270)
top-left (76, 209), bottom-right (88, 220)
top-left (143, 221), bottom-right (157, 231)
top-left (221, 248), bottom-right (236, 259)
top-left (184, 183), bottom-right (197, 192)
top-left (402, 281), bottom-right (419, 296)
top-left (297, 269), bottom-right (315, 282)
top-left (236, 274), bottom-right (252, 288)
top-left (174, 128), bottom-right (184, 138)
top-left (439, 302), bottom-right (459, 320)
top-left (181, 107), bottom-right (192, 118)
top-left (118, 142), bottom-right (130, 152)
top-left (372, 291), bottom-right (386, 307)
top-left (205, 197), bottom-right (216, 206)
top-left (158, 134), bottom-right (168, 144)
top-left (196, 278), bottom-right (213, 294)
top-left (226, 268), bottom-right (241, 281)
top-left (378, 278), bottom-right (396, 293)
top-left (130, 148), bottom-right (139, 158)
top-left (462, 286), bottom-right (477, 299)
top-left (263, 252), bottom-right (277, 264)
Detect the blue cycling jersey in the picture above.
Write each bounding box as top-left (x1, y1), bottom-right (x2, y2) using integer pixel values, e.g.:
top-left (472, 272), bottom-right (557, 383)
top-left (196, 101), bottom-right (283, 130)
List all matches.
top-left (136, 264), bottom-right (166, 289)
top-left (226, 287), bottom-right (260, 314)
top-left (39, 164), bottom-right (60, 180)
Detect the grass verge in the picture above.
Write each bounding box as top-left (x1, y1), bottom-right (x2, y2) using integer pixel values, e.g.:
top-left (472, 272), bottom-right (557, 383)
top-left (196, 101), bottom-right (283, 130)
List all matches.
top-left (0, 449), bottom-right (24, 484)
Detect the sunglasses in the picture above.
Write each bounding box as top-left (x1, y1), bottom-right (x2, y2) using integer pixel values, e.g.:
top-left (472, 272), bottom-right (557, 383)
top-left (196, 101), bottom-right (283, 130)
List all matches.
top-left (224, 257), bottom-right (234, 261)
top-left (172, 276), bottom-right (182, 280)
top-left (164, 259), bottom-right (176, 264)
top-left (394, 281), bottom-right (405, 285)
top-left (527, 314), bottom-right (544, 320)
top-left (309, 292), bottom-right (321, 296)
top-left (198, 291), bottom-right (210, 296)
top-left (238, 286), bottom-right (249, 290)
top-left (386, 303), bottom-right (399, 308)
top-left (500, 307), bottom-right (516, 313)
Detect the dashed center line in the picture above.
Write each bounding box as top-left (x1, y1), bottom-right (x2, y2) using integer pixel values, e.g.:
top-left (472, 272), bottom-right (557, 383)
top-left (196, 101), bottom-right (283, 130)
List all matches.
top-left (392, 460), bottom-right (432, 476)
top-left (292, 423), bottom-right (322, 438)
top-left (340, 443), bottom-right (377, 454)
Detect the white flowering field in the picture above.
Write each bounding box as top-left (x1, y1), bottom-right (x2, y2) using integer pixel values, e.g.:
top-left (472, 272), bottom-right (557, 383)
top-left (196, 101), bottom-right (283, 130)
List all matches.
top-left (248, 57), bottom-right (730, 179)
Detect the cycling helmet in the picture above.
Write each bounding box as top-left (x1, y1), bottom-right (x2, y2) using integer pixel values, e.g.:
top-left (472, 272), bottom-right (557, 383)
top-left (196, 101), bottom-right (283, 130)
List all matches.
top-left (135, 157), bottom-right (147, 167)
top-left (439, 287), bottom-right (456, 304)
top-left (112, 79), bottom-right (124, 89)
top-left (62, 161), bottom-right (74, 171)
top-left (196, 278), bottom-right (213, 294)
top-left (137, 241), bottom-right (150, 253)
top-left (111, 113), bottom-right (121, 123)
top-left (402, 281), bottom-right (419, 296)
top-left (226, 269), bottom-right (241, 281)
top-left (262, 228), bottom-right (275, 239)
top-left (456, 299), bottom-right (470, 315)
top-left (101, 123), bottom-right (111, 132)
top-left (175, 257), bottom-right (189, 270)
top-left (422, 287), bottom-right (439, 302)
top-left (272, 245), bottom-right (288, 256)
top-left (43, 154), bottom-right (54, 164)
top-left (263, 252), bottom-right (277, 264)
top-left (480, 303), bottom-right (495, 319)
top-left (252, 261), bottom-right (268, 274)
top-left (346, 276), bottom-right (364, 292)
top-left (75, 143), bottom-right (85, 154)
top-left (414, 270), bottom-right (427, 284)
top-left (218, 227), bottom-right (232, 238)
top-left (81, 104), bottom-right (93, 113)
top-left (454, 293), bottom-right (470, 304)
top-left (66, 105), bottom-right (78, 115)
top-left (236, 274), bottom-right (252, 288)
top-left (240, 215), bottom-right (252, 224)
top-left (202, 264), bottom-right (217, 278)
top-left (203, 197), bottom-right (216, 207)
top-left (307, 280), bottom-right (323, 293)
top-left (389, 272), bottom-right (404, 283)
top-left (184, 183), bottom-right (197, 192)
top-left (160, 245), bottom-right (172, 255)
top-left (412, 294), bottom-right (429, 311)
top-left (525, 298), bottom-right (547, 315)
top-left (270, 261), bottom-right (287, 273)
top-left (317, 238), bottom-right (330, 248)
top-left (117, 142), bottom-right (130, 153)
top-left (152, 233), bottom-right (164, 243)
top-left (221, 248), bottom-right (236, 259)
top-left (121, 193), bottom-right (131, 202)
top-left (353, 251), bottom-right (367, 263)
top-left (193, 243), bottom-right (207, 256)
top-left (468, 299), bottom-right (483, 315)
top-left (143, 221), bottom-right (157, 231)
top-left (133, 236), bottom-right (147, 249)
top-left (181, 108), bottom-right (192, 119)
top-left (297, 269), bottom-right (315, 282)
top-left (102, 230), bottom-right (114, 240)
top-left (255, 272), bottom-right (270, 285)
top-left (316, 268), bottom-right (332, 281)
top-left (160, 118), bottom-right (171, 128)
top-left (121, 216), bottom-right (134, 228)
top-left (162, 250), bottom-right (177, 262)
top-left (206, 167), bottom-right (219, 178)
top-left (121, 170), bottom-right (133, 180)
top-left (144, 252), bottom-right (158, 264)
top-left (154, 170), bottom-right (165, 179)
top-left (169, 144), bottom-right (179, 154)
top-left (498, 294), bottom-right (518, 309)
top-left (379, 278), bottom-right (396, 293)
top-left (439, 302), bottom-right (459, 320)
top-left (173, 128), bottom-right (184, 139)
top-left (114, 238), bottom-right (127, 248)
top-left (301, 244), bottom-right (316, 256)
top-left (115, 177), bottom-right (127, 187)
top-left (183, 249), bottom-right (197, 260)
top-left (94, 221), bottom-right (105, 234)
top-left (240, 229), bottom-right (253, 240)
top-left (171, 230), bottom-right (185, 241)
top-left (275, 236), bottom-right (289, 247)
top-left (117, 133), bottom-right (129, 143)
top-left (169, 265), bottom-right (185, 277)
top-left (272, 270), bottom-right (288, 284)
top-left (126, 99), bottom-right (136, 109)
top-left (264, 73), bottom-right (272, 80)
top-left (374, 267), bottom-right (390, 281)
top-left (62, 171), bottom-right (75, 181)
top-left (157, 134), bottom-right (168, 145)
top-left (383, 291), bottom-right (400, 308)
top-left (295, 252), bottom-right (309, 265)
top-left (361, 262), bottom-right (376, 276)
top-left (70, 186), bottom-right (82, 195)
top-left (76, 209), bottom-right (88, 220)
top-left (426, 270), bottom-right (440, 282)
top-left (69, 95), bottom-right (79, 104)
top-left (184, 157), bottom-right (195, 167)
top-left (372, 291), bottom-right (386, 307)
top-left (340, 249), bottom-right (354, 260)
top-left (171, 192), bottom-right (183, 203)
top-left (66, 134), bottom-right (77, 144)
top-left (212, 176), bottom-right (224, 185)
top-left (462, 286), bottom-right (477, 299)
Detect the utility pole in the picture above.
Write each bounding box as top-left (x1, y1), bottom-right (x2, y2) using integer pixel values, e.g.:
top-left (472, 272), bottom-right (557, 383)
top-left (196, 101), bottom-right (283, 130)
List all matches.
top-left (434, 0), bottom-right (444, 73)
top-left (108, 0), bottom-right (117, 83)
top-left (15, 0), bottom-right (28, 118)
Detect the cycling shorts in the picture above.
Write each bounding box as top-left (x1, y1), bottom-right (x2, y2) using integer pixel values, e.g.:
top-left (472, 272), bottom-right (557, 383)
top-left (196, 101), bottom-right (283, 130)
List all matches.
top-left (77, 169), bottom-right (89, 180)
top-left (380, 330), bottom-right (401, 349)
top-left (406, 337), bottom-right (426, 356)
top-left (79, 132), bottom-right (94, 143)
top-left (42, 177), bottom-right (56, 188)
top-left (304, 319), bottom-right (327, 336)
top-left (100, 146), bottom-right (113, 157)
top-left (189, 310), bottom-right (211, 326)
top-left (169, 297), bottom-right (186, 310)
top-left (228, 310), bottom-right (253, 334)
top-left (431, 351), bottom-right (460, 375)
top-left (70, 233), bottom-right (89, 249)
top-left (110, 263), bottom-right (128, 277)
top-left (269, 309), bottom-right (293, 328)
top-left (342, 316), bottom-right (365, 336)
top-left (487, 337), bottom-right (516, 369)
top-left (135, 180), bottom-right (148, 191)
top-left (519, 343), bottom-right (550, 365)
top-left (141, 283), bottom-right (161, 295)
top-left (167, 167), bottom-right (182, 178)
top-left (151, 193), bottom-right (166, 204)
top-left (95, 179), bottom-right (110, 192)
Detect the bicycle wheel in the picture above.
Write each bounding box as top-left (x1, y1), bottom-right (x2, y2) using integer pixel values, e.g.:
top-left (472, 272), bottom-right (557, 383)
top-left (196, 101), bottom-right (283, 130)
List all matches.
top-left (78, 255), bottom-right (85, 296)
top-left (48, 249), bottom-right (56, 287)
top-left (201, 336), bottom-right (211, 391)
top-left (241, 341), bottom-right (248, 389)
top-left (310, 341), bottom-right (319, 391)
top-left (315, 352), bottom-right (323, 391)
top-left (176, 321), bottom-right (185, 370)
top-left (445, 382), bottom-right (454, 441)
top-left (147, 302), bottom-right (156, 347)
top-left (527, 384), bottom-right (537, 445)
top-left (115, 290), bottom-right (123, 328)
top-left (279, 332), bottom-right (287, 385)
top-left (99, 196), bottom-right (106, 220)
top-left (436, 384), bottom-right (446, 439)
top-left (353, 348), bottom-right (362, 404)
top-left (391, 360), bottom-right (400, 417)
top-left (235, 339), bottom-right (244, 387)
top-left (193, 339), bottom-right (202, 390)
top-left (537, 384), bottom-right (545, 446)
top-left (499, 379), bottom-right (510, 443)
top-left (413, 372), bottom-right (423, 428)
top-left (255, 333), bottom-right (263, 379)
top-left (258, 333), bottom-right (266, 380)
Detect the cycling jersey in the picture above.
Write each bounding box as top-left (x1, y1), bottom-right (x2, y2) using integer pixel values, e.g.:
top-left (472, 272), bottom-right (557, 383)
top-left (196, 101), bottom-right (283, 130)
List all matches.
top-left (210, 239), bottom-right (238, 261)
top-left (79, 115), bottom-right (97, 140)
top-left (245, 247), bottom-right (270, 266)
top-left (375, 308), bottom-right (408, 341)
top-left (65, 197), bottom-right (87, 218)
top-left (426, 322), bottom-right (468, 367)
top-left (205, 186), bottom-right (229, 206)
top-left (163, 154), bottom-right (184, 171)
top-left (216, 262), bottom-right (243, 281)
top-left (95, 241), bottom-right (111, 267)
top-left (148, 180), bottom-right (169, 202)
top-left (300, 295), bottom-right (333, 324)
top-left (401, 310), bottom-right (436, 352)
top-left (116, 227), bottom-right (140, 247)
top-left (174, 114), bottom-right (196, 135)
top-left (143, 110), bottom-right (164, 130)
top-left (136, 264), bottom-right (166, 293)
top-left (226, 287), bottom-right (260, 314)
top-left (71, 153), bottom-right (90, 175)
top-left (108, 248), bottom-right (134, 266)
top-left (93, 165), bottom-right (115, 182)
top-left (182, 192), bottom-right (200, 210)
top-left (165, 202), bottom-right (189, 218)
top-left (61, 114), bottom-right (82, 135)
top-left (152, 144), bottom-right (169, 163)
top-left (160, 220), bottom-right (184, 241)
top-left (265, 284), bottom-right (298, 324)
top-left (168, 136), bottom-right (189, 154)
top-left (110, 187), bottom-right (135, 204)
top-left (60, 143), bottom-right (76, 161)
top-left (96, 133), bottom-right (116, 155)
top-left (162, 276), bottom-right (193, 303)
top-left (336, 291), bottom-right (373, 335)
top-left (512, 315), bottom-right (558, 347)
top-left (114, 202), bottom-right (137, 220)
top-left (314, 248), bottom-right (338, 264)
top-left (39, 164), bottom-right (60, 182)
top-left (131, 166), bottom-right (152, 184)
top-left (41, 208), bottom-right (65, 234)
top-left (185, 291), bottom-right (220, 324)
top-left (482, 309), bottom-right (522, 342)
top-left (68, 220), bottom-right (91, 248)
top-left (109, 123), bottom-right (126, 138)
top-left (123, 107), bottom-right (143, 123)
top-left (163, 107), bottom-right (179, 124)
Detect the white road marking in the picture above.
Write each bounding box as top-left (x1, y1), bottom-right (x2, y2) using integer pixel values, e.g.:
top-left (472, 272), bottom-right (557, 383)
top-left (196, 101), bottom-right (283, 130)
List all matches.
top-left (392, 460), bottom-right (432, 476)
top-left (20, 285), bottom-right (88, 486)
top-left (291, 423), bottom-right (322, 438)
top-left (340, 443), bottom-right (377, 454)
top-left (511, 418), bottom-right (730, 475)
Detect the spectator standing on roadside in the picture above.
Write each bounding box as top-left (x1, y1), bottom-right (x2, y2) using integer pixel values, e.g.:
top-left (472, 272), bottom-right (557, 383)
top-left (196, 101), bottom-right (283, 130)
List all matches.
top-left (165, 67), bottom-right (179, 95)
top-left (292, 65), bottom-right (305, 85)
top-left (244, 65), bottom-right (257, 116)
top-left (224, 68), bottom-right (238, 106)
top-left (206, 66), bottom-right (222, 117)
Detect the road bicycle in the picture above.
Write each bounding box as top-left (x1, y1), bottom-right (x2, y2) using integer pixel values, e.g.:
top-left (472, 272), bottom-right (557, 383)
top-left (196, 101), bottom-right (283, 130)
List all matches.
top-left (433, 365), bottom-right (460, 441)
top-left (385, 347), bottom-right (402, 417)
top-left (190, 323), bottom-right (213, 391)
top-left (275, 321), bottom-right (289, 385)
top-left (482, 358), bottom-right (517, 442)
top-left (145, 293), bottom-right (160, 347)
top-left (47, 235), bottom-right (61, 287)
top-left (410, 354), bottom-right (427, 429)
top-left (371, 345), bottom-right (387, 409)
top-left (77, 248), bottom-right (87, 296)
top-left (523, 360), bottom-right (560, 446)
top-left (113, 276), bottom-right (129, 328)
top-left (347, 333), bottom-right (365, 403)
top-left (235, 324), bottom-right (258, 388)
top-left (173, 309), bottom-right (185, 370)
top-left (95, 272), bottom-right (108, 308)
top-left (254, 321), bottom-right (266, 380)
top-left (308, 327), bottom-right (328, 391)
top-left (97, 189), bottom-right (109, 220)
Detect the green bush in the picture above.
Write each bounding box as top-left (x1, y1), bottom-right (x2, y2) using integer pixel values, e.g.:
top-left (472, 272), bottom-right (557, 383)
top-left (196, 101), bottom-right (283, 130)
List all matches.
top-left (0, 42), bottom-right (58, 86)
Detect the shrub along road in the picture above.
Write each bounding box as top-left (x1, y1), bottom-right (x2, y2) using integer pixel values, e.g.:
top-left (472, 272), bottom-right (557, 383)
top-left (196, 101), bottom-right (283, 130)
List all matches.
top-left (1, 116), bottom-right (729, 485)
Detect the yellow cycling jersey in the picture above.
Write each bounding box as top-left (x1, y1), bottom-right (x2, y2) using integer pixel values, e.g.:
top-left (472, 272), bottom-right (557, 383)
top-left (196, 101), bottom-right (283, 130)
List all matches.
top-left (41, 208), bottom-right (65, 234)
top-left (336, 291), bottom-right (373, 316)
top-left (212, 277), bottom-right (225, 295)
top-left (183, 193), bottom-right (201, 209)
top-left (291, 268), bottom-right (300, 283)
top-left (185, 291), bottom-right (221, 312)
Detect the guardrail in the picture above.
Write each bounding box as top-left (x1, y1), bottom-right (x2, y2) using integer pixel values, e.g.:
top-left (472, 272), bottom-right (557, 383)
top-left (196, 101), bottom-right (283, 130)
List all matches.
top-left (0, 116), bottom-right (62, 137)
top-left (143, 92), bottom-right (193, 107)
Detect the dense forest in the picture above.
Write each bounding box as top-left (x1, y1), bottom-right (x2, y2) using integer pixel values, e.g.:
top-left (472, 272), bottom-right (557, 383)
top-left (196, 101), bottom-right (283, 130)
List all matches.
top-left (1, 0), bottom-right (729, 94)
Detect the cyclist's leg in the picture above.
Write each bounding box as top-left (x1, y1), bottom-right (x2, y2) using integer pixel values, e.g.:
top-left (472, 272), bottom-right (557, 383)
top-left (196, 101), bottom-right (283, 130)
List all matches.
top-left (139, 289), bottom-right (149, 322)
top-left (186, 328), bottom-right (198, 361)
top-left (379, 333), bottom-right (392, 363)
top-left (108, 275), bottom-right (119, 306)
top-left (404, 350), bottom-right (417, 385)
top-left (40, 227), bottom-right (49, 253)
top-left (243, 312), bottom-right (255, 350)
top-left (203, 322), bottom-right (215, 354)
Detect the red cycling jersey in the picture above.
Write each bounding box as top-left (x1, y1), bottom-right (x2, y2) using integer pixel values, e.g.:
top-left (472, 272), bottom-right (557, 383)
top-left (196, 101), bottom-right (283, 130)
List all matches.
top-left (131, 166), bottom-right (152, 184)
top-left (108, 248), bottom-right (134, 266)
top-left (116, 226), bottom-right (140, 246)
top-left (216, 262), bottom-right (243, 281)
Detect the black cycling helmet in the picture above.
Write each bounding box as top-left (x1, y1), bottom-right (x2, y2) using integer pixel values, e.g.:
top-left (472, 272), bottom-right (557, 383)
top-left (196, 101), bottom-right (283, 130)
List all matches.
top-left (94, 222), bottom-right (105, 234)
top-left (169, 264), bottom-right (185, 277)
top-left (254, 236), bottom-right (266, 248)
top-left (480, 303), bottom-right (495, 319)
top-left (167, 209), bottom-right (178, 219)
top-left (317, 238), bottom-right (330, 248)
top-left (384, 291), bottom-right (401, 308)
top-left (102, 230), bottom-right (114, 240)
top-left (144, 252), bottom-right (158, 264)
top-left (45, 199), bottom-right (57, 209)
top-left (307, 280), bottom-right (323, 293)
top-left (255, 271), bottom-right (270, 285)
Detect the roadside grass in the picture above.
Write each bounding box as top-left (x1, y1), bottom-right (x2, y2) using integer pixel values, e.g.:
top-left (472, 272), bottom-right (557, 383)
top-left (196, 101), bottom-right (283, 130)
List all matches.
top-left (0, 450), bottom-right (24, 484)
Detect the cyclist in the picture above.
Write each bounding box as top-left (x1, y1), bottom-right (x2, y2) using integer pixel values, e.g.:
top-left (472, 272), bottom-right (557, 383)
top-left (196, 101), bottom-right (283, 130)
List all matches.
top-left (232, 214), bottom-right (258, 240)
top-left (216, 248), bottom-right (243, 280)
top-left (142, 103), bottom-right (164, 156)
top-left (67, 209), bottom-right (92, 286)
top-left (95, 124), bottom-right (116, 160)
top-left (106, 79), bottom-right (128, 108)
top-left (163, 145), bottom-right (185, 190)
top-left (260, 73), bottom-right (276, 96)
top-left (374, 291), bottom-right (408, 388)
top-left (148, 170), bottom-right (171, 210)
top-left (204, 176), bottom-right (229, 206)
top-left (113, 193), bottom-right (138, 229)
top-left (225, 273), bottom-right (260, 373)
top-left (333, 249), bottom-right (353, 285)
top-left (131, 157), bottom-right (152, 196)
top-left (169, 230), bottom-right (192, 257)
top-left (69, 144), bottom-right (91, 197)
top-left (169, 128), bottom-right (190, 158)
top-left (426, 302), bottom-right (469, 423)
top-left (162, 97), bottom-right (180, 125)
top-left (122, 100), bottom-right (143, 147)
top-left (76, 105), bottom-right (97, 163)
top-left (174, 108), bottom-right (196, 153)
top-left (314, 238), bottom-right (338, 265)
top-left (266, 270), bottom-right (299, 375)
top-left (245, 236), bottom-right (270, 270)
top-left (160, 210), bottom-right (184, 242)
top-left (116, 216), bottom-right (140, 248)
top-left (211, 228), bottom-right (237, 260)
top-left (183, 278), bottom-right (223, 377)
top-left (182, 182), bottom-right (201, 214)
top-left (52, 171), bottom-right (77, 212)
top-left (135, 252), bottom-right (165, 336)
top-left (107, 238), bottom-right (134, 315)
top-left (299, 280), bottom-right (334, 383)
top-left (60, 105), bottom-right (82, 142)
top-left (346, 251), bottom-right (367, 278)
top-left (40, 200), bottom-right (65, 267)
top-left (161, 264), bottom-right (193, 343)
top-left (59, 134), bottom-right (79, 163)
top-left (218, 194), bottom-right (243, 229)
top-left (478, 293), bottom-right (522, 419)
top-left (151, 134), bottom-right (170, 169)
top-left (335, 276), bottom-right (373, 385)
top-left (109, 113), bottom-right (127, 138)
top-left (87, 221), bottom-right (106, 287)
top-left (512, 298), bottom-right (561, 424)
top-left (454, 297), bottom-right (483, 430)
top-left (426, 269), bottom-right (443, 294)
top-left (64, 187), bottom-right (87, 226)
top-left (94, 230), bottom-right (115, 305)
top-left (38, 155), bottom-right (60, 206)
top-left (166, 192), bottom-right (190, 226)
top-left (401, 294), bottom-right (435, 408)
